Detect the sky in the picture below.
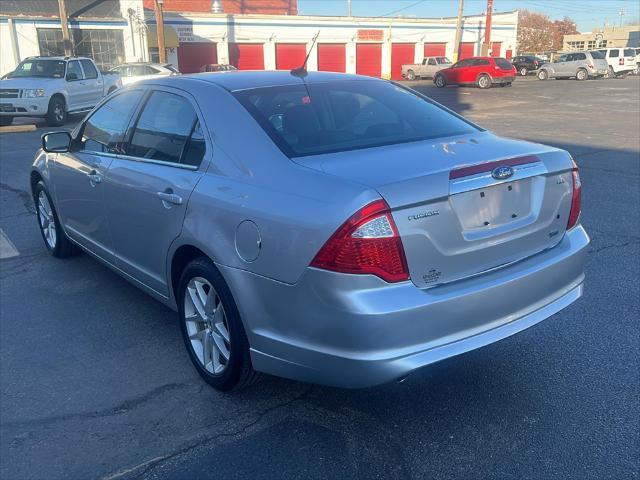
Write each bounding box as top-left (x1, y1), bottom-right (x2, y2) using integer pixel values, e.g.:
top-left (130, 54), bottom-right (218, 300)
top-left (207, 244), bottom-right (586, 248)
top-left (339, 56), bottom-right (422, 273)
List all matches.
top-left (297, 0), bottom-right (640, 33)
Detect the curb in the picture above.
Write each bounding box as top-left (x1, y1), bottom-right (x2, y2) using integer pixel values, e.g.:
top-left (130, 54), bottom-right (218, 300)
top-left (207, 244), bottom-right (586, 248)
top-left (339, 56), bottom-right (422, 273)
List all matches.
top-left (0, 124), bottom-right (37, 133)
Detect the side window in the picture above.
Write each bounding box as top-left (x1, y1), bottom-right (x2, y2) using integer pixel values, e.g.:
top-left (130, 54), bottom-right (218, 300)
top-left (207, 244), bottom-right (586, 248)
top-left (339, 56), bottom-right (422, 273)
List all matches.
top-left (79, 90), bottom-right (143, 153)
top-left (66, 60), bottom-right (83, 81)
top-left (558, 55), bottom-right (568, 63)
top-left (610, 49), bottom-right (619, 58)
top-left (427, 58), bottom-right (436, 65)
top-left (146, 66), bottom-right (160, 75)
top-left (126, 91), bottom-right (203, 166)
top-left (182, 121), bottom-right (206, 167)
top-left (575, 53), bottom-right (586, 61)
top-left (80, 60), bottom-right (98, 79)
top-left (476, 59), bottom-right (491, 66)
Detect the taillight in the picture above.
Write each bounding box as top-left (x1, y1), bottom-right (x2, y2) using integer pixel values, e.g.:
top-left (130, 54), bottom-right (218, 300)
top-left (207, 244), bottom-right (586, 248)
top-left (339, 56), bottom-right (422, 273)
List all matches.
top-left (567, 163), bottom-right (582, 230)
top-left (310, 199), bottom-right (410, 283)
top-left (587, 64), bottom-right (594, 69)
top-left (619, 58), bottom-right (624, 65)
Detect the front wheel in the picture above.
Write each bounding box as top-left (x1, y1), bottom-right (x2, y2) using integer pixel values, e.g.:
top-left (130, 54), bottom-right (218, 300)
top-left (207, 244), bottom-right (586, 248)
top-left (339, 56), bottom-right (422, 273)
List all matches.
top-left (434, 74), bottom-right (446, 88)
top-left (538, 69), bottom-right (549, 80)
top-left (477, 74), bottom-right (492, 89)
top-left (406, 70), bottom-right (416, 81)
top-left (46, 96), bottom-right (66, 127)
top-left (178, 257), bottom-right (261, 391)
top-left (519, 67), bottom-right (528, 76)
top-left (576, 69), bottom-right (588, 81)
top-left (34, 181), bottom-right (77, 258)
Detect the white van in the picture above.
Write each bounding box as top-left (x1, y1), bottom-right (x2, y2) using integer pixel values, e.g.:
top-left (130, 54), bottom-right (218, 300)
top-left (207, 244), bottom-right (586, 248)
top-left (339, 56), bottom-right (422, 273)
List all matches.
top-left (597, 48), bottom-right (636, 77)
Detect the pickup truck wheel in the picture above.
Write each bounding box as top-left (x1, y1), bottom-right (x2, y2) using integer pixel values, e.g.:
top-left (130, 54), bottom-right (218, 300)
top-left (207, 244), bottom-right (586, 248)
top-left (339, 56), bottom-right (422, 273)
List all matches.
top-left (34, 181), bottom-right (77, 258)
top-left (477, 74), bottom-right (492, 89)
top-left (178, 257), bottom-right (261, 391)
top-left (576, 69), bottom-right (588, 81)
top-left (0, 116), bottom-right (13, 126)
top-left (519, 67), bottom-right (528, 76)
top-left (406, 70), bottom-right (416, 81)
top-left (537, 69), bottom-right (548, 80)
top-left (46, 96), bottom-right (67, 127)
top-left (434, 74), bottom-right (446, 88)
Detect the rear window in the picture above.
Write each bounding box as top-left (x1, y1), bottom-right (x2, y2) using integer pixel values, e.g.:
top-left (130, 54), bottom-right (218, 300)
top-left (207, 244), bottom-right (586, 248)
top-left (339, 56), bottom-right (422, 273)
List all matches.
top-left (436, 57), bottom-right (451, 64)
top-left (494, 58), bottom-right (513, 70)
top-left (574, 53), bottom-right (587, 60)
top-left (624, 49), bottom-right (635, 57)
top-left (589, 51), bottom-right (606, 59)
top-left (233, 80), bottom-right (479, 157)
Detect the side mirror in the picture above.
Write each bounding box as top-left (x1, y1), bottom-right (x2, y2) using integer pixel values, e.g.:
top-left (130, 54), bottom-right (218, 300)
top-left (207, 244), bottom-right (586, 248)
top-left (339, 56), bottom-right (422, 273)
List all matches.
top-left (66, 72), bottom-right (78, 81)
top-left (42, 131), bottom-right (71, 153)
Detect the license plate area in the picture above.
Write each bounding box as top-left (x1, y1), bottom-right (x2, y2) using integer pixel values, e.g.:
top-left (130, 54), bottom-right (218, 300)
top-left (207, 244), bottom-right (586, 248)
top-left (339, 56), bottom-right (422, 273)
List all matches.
top-left (450, 178), bottom-right (533, 231)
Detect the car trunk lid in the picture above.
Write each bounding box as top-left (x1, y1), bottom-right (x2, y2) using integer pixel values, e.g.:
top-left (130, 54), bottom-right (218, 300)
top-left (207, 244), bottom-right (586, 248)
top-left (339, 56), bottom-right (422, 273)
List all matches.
top-left (295, 132), bottom-right (575, 288)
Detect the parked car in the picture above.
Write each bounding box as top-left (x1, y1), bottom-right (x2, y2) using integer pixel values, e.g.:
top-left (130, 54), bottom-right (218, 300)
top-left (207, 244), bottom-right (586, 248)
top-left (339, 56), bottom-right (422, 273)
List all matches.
top-left (596, 48), bottom-right (637, 77)
top-left (434, 57), bottom-right (516, 88)
top-left (0, 56), bottom-right (121, 126)
top-left (510, 55), bottom-right (545, 76)
top-left (32, 71), bottom-right (588, 391)
top-left (200, 64), bottom-right (238, 72)
top-left (537, 51), bottom-right (608, 81)
top-left (634, 48), bottom-right (640, 75)
top-left (110, 62), bottom-right (179, 85)
top-left (401, 57), bottom-right (452, 80)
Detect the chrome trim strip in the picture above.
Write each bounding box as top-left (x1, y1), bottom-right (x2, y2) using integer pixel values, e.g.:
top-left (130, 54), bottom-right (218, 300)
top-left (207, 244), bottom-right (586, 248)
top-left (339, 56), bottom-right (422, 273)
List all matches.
top-left (81, 150), bottom-right (199, 171)
top-left (449, 162), bottom-right (548, 195)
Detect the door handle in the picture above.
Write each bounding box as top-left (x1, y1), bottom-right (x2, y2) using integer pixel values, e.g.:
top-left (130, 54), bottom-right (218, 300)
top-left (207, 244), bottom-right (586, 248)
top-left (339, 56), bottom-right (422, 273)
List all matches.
top-left (88, 170), bottom-right (102, 185)
top-left (157, 190), bottom-right (183, 206)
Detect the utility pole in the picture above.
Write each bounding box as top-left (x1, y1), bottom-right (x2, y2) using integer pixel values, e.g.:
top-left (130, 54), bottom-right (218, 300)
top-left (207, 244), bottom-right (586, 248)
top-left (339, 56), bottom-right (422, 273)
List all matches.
top-left (153, 0), bottom-right (166, 63)
top-left (347, 0), bottom-right (352, 17)
top-left (452, 0), bottom-right (464, 62)
top-left (481, 0), bottom-right (493, 56)
top-left (57, 0), bottom-right (73, 56)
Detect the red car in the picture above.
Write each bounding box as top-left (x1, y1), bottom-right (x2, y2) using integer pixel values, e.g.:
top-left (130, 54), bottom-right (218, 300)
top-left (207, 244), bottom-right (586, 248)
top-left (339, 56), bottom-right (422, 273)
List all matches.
top-left (434, 57), bottom-right (516, 89)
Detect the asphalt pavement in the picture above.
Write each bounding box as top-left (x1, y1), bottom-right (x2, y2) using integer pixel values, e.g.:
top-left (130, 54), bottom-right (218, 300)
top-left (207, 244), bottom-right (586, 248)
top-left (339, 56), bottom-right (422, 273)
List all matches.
top-left (1, 75), bottom-right (639, 480)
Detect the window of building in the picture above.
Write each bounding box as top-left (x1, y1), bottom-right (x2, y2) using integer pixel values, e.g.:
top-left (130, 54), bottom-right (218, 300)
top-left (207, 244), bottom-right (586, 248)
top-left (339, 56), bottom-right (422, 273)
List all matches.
top-left (567, 41), bottom-right (585, 51)
top-left (587, 41), bottom-right (596, 50)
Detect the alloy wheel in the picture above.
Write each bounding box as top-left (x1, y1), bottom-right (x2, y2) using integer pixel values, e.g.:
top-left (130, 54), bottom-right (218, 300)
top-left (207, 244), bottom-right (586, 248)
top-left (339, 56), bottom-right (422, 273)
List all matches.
top-left (479, 76), bottom-right (490, 88)
top-left (54, 104), bottom-right (64, 122)
top-left (520, 67), bottom-right (527, 76)
top-left (184, 276), bottom-right (231, 375)
top-left (37, 191), bottom-right (57, 249)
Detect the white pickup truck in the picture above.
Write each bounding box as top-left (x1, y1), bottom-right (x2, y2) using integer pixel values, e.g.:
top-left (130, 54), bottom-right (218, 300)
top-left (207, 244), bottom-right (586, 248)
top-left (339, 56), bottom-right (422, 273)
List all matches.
top-left (0, 56), bottom-right (121, 126)
top-left (401, 56), bottom-right (453, 80)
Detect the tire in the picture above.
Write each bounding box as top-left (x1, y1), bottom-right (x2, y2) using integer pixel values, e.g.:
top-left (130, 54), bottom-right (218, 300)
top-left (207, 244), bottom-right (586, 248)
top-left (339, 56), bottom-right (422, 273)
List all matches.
top-left (0, 116), bottom-right (13, 127)
top-left (178, 257), bottom-right (261, 391)
top-left (576, 69), bottom-right (588, 81)
top-left (500, 82), bottom-right (512, 87)
top-left (406, 70), bottom-right (416, 81)
top-left (434, 74), bottom-right (446, 88)
top-left (45, 96), bottom-right (67, 127)
top-left (538, 69), bottom-right (548, 80)
top-left (34, 181), bottom-right (77, 258)
top-left (477, 74), bottom-right (492, 89)
top-left (607, 66), bottom-right (615, 78)
top-left (519, 67), bottom-right (528, 76)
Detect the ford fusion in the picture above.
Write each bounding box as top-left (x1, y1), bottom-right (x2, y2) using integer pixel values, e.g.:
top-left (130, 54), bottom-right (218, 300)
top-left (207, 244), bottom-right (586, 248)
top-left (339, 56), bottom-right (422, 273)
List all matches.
top-left (31, 71), bottom-right (588, 390)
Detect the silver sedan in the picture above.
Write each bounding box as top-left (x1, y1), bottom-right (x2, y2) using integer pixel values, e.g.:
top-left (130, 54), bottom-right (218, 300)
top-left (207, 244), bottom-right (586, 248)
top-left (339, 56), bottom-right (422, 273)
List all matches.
top-left (31, 71), bottom-right (589, 390)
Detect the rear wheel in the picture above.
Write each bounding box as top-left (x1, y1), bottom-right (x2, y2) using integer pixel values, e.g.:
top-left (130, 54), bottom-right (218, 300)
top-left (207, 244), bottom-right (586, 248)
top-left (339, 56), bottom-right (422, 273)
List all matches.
top-left (607, 66), bottom-right (615, 78)
top-left (537, 69), bottom-right (548, 80)
top-left (46, 96), bottom-right (66, 127)
top-left (477, 74), bottom-right (492, 89)
top-left (178, 257), bottom-right (261, 391)
top-left (34, 181), bottom-right (77, 258)
top-left (519, 67), bottom-right (528, 76)
top-left (576, 68), bottom-right (588, 81)
top-left (406, 70), bottom-right (416, 81)
top-left (0, 116), bottom-right (13, 127)
top-left (434, 74), bottom-right (446, 88)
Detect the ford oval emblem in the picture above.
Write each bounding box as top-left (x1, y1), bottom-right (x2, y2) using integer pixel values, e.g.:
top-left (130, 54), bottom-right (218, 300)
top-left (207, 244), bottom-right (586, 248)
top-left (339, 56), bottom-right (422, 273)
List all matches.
top-left (491, 165), bottom-right (514, 180)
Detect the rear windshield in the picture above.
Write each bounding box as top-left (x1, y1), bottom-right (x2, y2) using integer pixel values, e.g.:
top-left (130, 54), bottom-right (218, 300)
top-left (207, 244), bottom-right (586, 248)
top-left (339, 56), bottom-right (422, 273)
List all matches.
top-left (624, 49), bottom-right (636, 57)
top-left (164, 64), bottom-right (179, 73)
top-left (233, 80), bottom-right (479, 157)
top-left (589, 51), bottom-right (606, 59)
top-left (494, 58), bottom-right (513, 70)
top-left (8, 59), bottom-right (66, 78)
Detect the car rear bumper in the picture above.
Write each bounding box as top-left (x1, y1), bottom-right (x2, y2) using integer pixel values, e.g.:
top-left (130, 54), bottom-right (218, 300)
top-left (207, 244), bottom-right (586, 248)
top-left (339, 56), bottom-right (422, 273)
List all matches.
top-left (221, 225), bottom-right (589, 388)
top-left (0, 97), bottom-right (49, 117)
top-left (493, 75), bottom-right (515, 84)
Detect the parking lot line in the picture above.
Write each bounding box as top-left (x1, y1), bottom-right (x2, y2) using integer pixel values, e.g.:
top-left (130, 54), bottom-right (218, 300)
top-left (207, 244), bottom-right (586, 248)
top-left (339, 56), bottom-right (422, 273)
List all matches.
top-left (0, 124), bottom-right (37, 133)
top-left (0, 229), bottom-right (19, 259)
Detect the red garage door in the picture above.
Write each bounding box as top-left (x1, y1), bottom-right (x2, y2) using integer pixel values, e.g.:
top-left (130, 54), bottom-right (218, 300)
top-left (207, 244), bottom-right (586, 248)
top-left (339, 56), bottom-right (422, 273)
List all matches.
top-left (391, 43), bottom-right (415, 80)
top-left (276, 43), bottom-right (306, 70)
top-left (356, 43), bottom-right (382, 77)
top-left (424, 42), bottom-right (447, 57)
top-left (317, 44), bottom-right (346, 72)
top-left (490, 42), bottom-right (502, 57)
top-left (458, 42), bottom-right (476, 60)
top-left (229, 43), bottom-right (264, 70)
top-left (178, 42), bottom-right (217, 73)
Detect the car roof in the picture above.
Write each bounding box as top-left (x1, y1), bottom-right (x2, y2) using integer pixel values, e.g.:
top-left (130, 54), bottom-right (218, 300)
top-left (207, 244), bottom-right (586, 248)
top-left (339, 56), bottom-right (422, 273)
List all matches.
top-left (139, 70), bottom-right (380, 92)
top-left (25, 56), bottom-right (89, 61)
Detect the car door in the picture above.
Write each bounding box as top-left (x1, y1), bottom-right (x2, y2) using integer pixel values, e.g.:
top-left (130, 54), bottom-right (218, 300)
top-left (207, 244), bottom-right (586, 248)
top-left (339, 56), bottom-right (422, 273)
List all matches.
top-left (79, 59), bottom-right (103, 107)
top-left (554, 54), bottom-right (570, 76)
top-left (425, 58), bottom-right (437, 77)
top-left (64, 60), bottom-right (86, 110)
top-left (103, 87), bottom-right (208, 296)
top-left (51, 89), bottom-right (145, 262)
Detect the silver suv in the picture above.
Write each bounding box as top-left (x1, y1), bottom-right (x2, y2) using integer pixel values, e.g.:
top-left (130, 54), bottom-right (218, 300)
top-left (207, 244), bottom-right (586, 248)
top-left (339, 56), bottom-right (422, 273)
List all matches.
top-left (537, 51), bottom-right (608, 81)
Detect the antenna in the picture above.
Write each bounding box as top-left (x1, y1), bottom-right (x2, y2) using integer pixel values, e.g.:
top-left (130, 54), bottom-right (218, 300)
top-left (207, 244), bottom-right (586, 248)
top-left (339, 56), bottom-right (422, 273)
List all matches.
top-left (291, 30), bottom-right (321, 77)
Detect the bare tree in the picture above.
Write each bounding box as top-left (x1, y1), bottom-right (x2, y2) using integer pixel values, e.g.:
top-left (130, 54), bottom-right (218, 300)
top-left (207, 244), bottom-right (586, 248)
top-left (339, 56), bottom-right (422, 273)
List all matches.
top-left (518, 10), bottom-right (578, 53)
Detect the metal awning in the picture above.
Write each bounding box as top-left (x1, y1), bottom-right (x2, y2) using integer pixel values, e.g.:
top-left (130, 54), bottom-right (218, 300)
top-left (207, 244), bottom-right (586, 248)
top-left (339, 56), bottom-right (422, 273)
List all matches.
top-left (147, 25), bottom-right (179, 48)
